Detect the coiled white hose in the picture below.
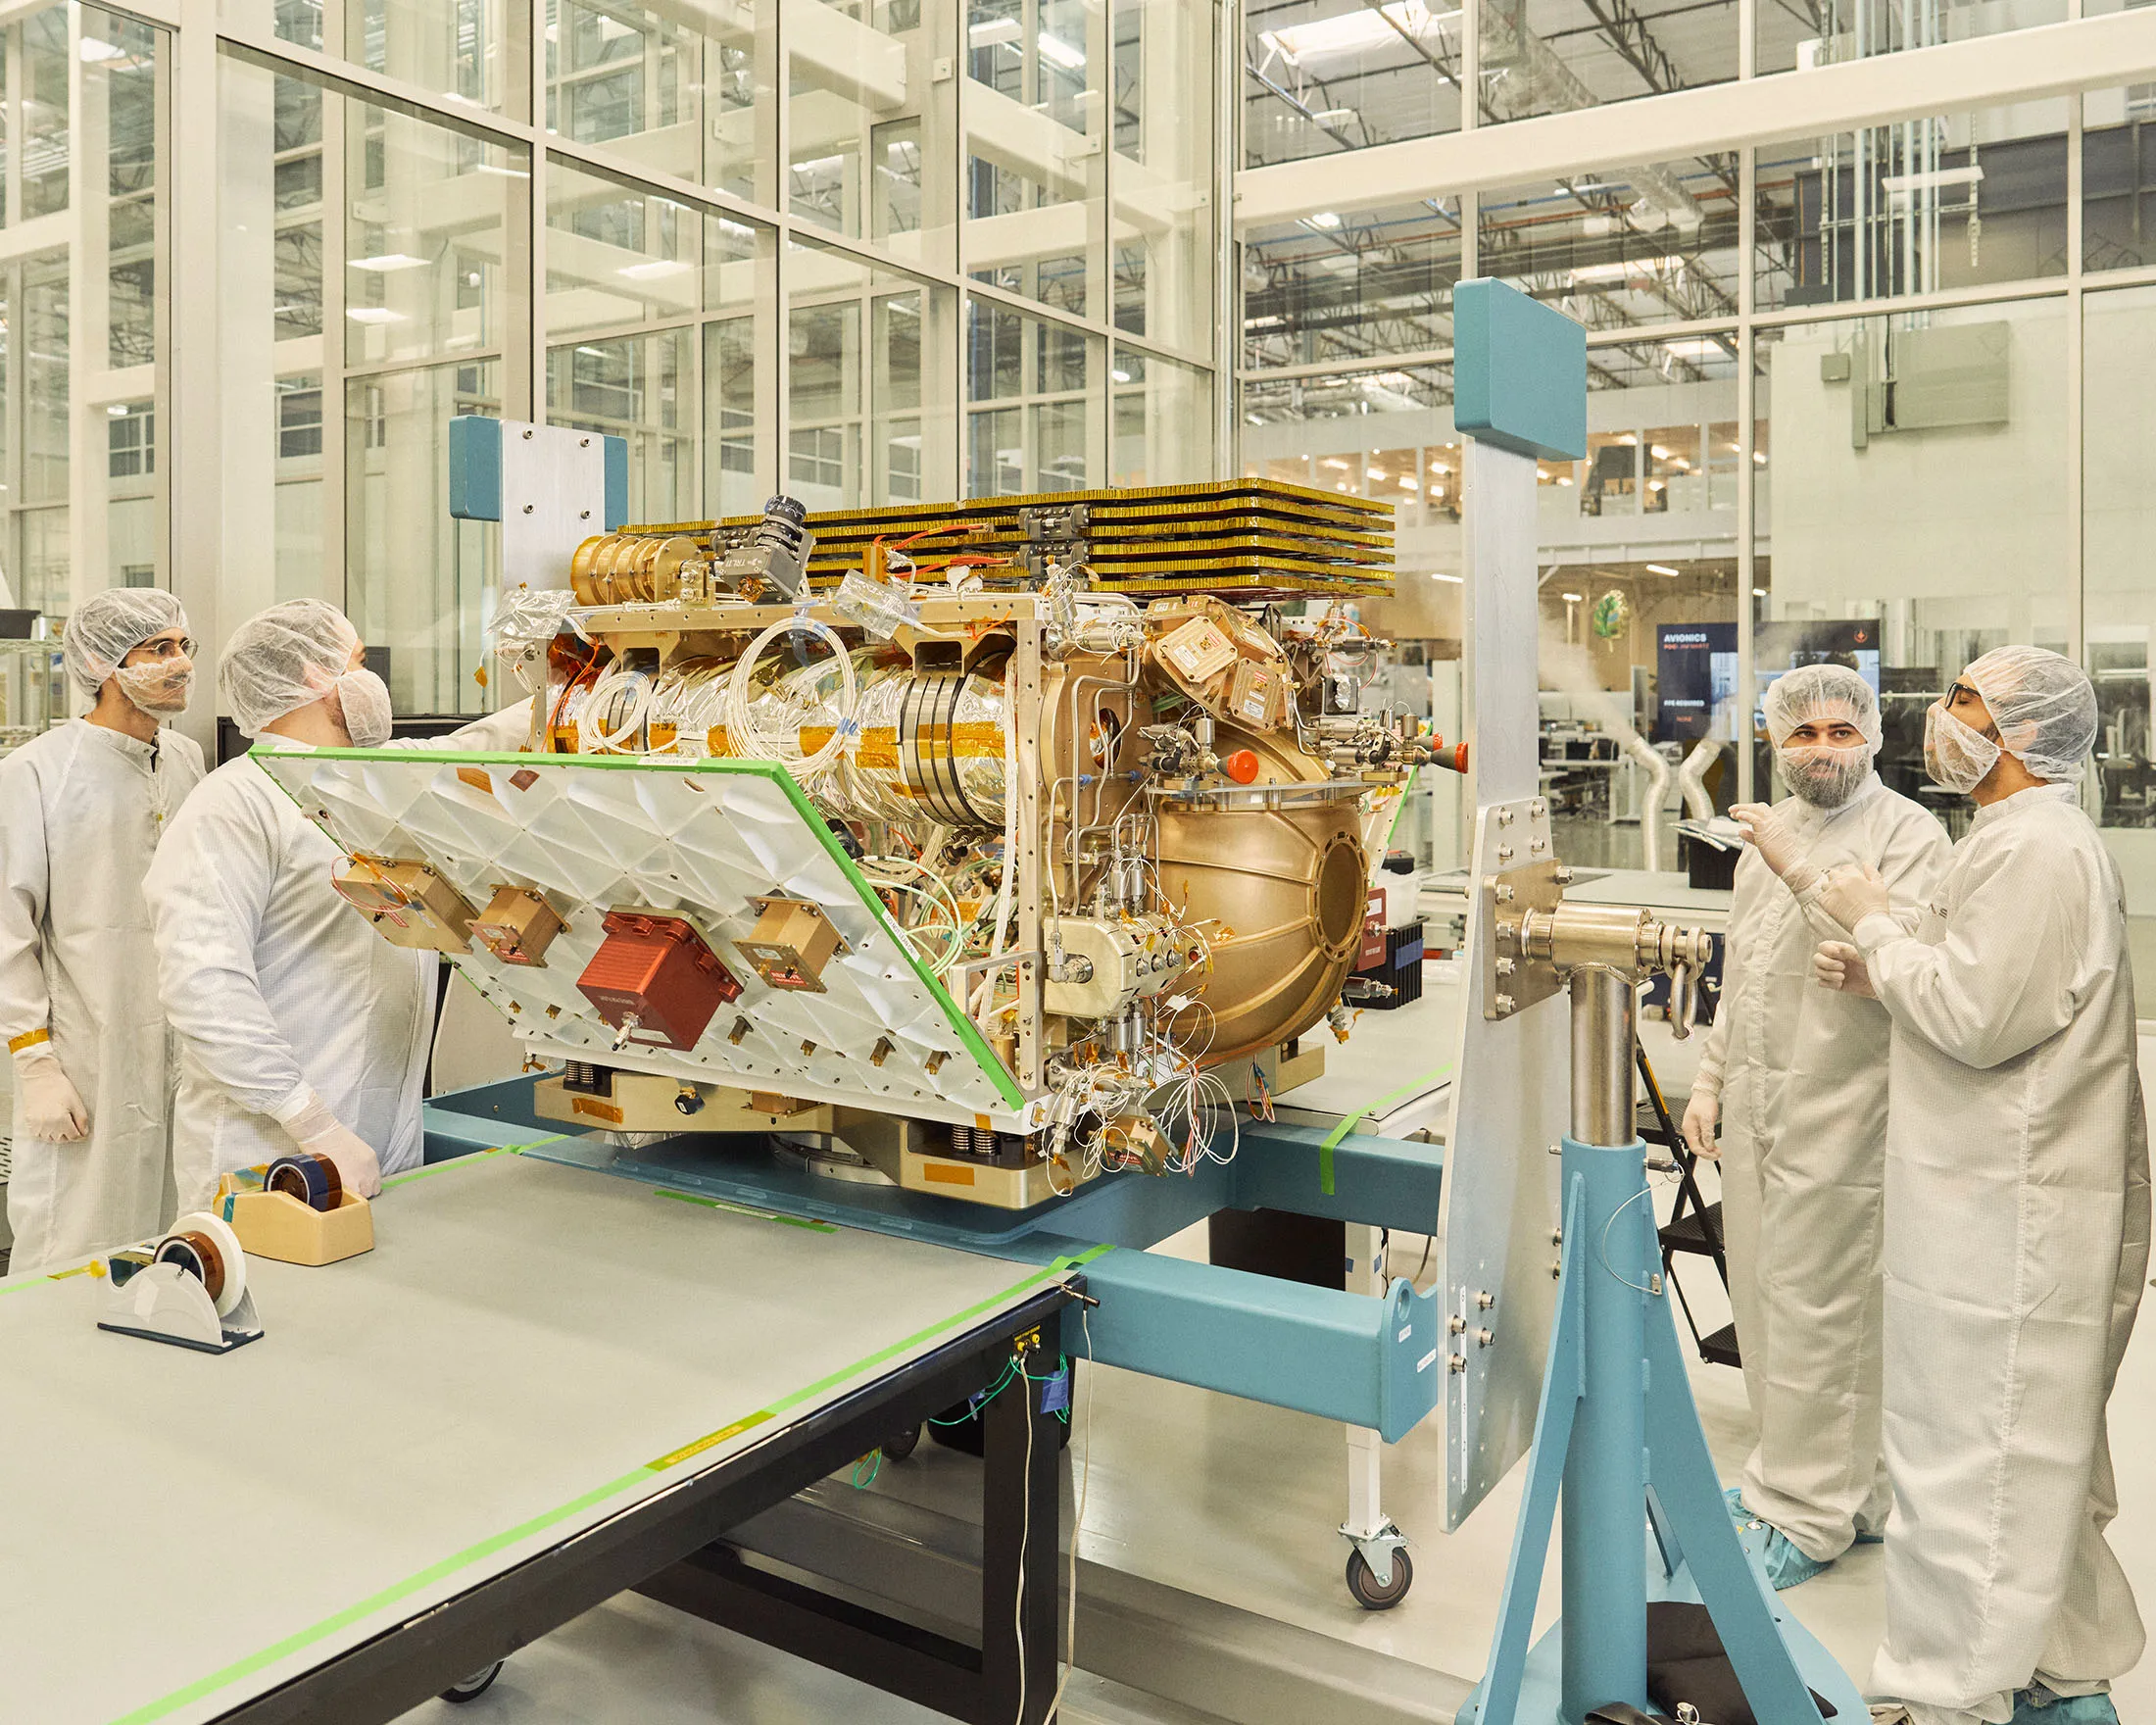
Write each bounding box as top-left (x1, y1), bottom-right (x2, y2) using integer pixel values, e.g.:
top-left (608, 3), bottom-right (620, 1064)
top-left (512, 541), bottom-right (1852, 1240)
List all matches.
top-left (722, 615), bottom-right (859, 779)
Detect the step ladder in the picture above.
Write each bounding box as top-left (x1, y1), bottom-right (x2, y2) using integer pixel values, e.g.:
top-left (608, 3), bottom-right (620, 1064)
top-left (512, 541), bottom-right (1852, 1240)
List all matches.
top-left (1635, 1043), bottom-right (1740, 1369)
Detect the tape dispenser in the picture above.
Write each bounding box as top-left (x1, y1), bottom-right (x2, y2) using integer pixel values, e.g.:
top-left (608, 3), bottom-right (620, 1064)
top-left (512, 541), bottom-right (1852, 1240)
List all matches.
top-left (97, 1212), bottom-right (263, 1355)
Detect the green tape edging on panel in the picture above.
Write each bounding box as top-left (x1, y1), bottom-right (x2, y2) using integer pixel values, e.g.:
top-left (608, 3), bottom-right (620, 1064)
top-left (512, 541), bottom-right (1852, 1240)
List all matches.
top-left (251, 745), bottom-right (1029, 1113)
top-left (106, 1242), bottom-right (1112, 1725)
top-left (1316, 1065), bottom-right (1453, 1196)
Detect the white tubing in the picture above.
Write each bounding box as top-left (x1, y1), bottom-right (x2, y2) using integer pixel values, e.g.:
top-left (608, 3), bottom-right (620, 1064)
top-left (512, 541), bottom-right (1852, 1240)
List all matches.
top-left (723, 616), bottom-right (858, 777)
top-left (1677, 736), bottom-right (1723, 821)
top-left (1623, 732), bottom-right (1671, 871)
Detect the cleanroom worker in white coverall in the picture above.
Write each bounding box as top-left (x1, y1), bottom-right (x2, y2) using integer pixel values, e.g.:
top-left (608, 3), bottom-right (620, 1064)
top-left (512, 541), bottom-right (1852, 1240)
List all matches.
top-left (0, 590), bottom-right (204, 1274)
top-left (1679, 663), bottom-right (1951, 1589)
top-left (142, 599), bottom-right (535, 1214)
top-left (1812, 645), bottom-right (2149, 1725)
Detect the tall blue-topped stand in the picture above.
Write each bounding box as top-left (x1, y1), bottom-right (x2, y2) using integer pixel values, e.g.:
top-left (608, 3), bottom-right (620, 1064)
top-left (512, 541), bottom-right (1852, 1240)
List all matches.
top-left (1451, 278), bottom-right (1860, 1725)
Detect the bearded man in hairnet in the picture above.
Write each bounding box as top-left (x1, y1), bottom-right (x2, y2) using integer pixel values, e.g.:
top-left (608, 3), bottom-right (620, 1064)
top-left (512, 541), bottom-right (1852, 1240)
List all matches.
top-left (142, 600), bottom-right (535, 1213)
top-left (1812, 647), bottom-right (2149, 1725)
top-left (1677, 663), bottom-right (1952, 1589)
top-left (0, 590), bottom-right (204, 1273)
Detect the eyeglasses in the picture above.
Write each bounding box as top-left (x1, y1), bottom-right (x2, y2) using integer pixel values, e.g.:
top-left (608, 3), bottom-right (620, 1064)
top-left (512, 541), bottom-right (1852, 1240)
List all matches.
top-left (131, 635), bottom-right (196, 662)
top-left (1945, 681), bottom-right (1982, 707)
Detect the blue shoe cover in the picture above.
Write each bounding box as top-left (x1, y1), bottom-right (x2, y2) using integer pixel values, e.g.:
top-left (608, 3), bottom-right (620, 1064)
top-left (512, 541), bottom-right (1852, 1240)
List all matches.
top-left (2010, 1688), bottom-right (2118, 1725)
top-left (1726, 1491), bottom-right (1830, 1590)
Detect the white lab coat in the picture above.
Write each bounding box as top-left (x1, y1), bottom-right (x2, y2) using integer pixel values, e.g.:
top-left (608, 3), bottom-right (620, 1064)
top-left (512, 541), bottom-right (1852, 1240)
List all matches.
top-left (1695, 772), bottom-right (1952, 1562)
top-left (143, 704), bottom-right (536, 1212)
top-left (0, 719), bottom-right (204, 1273)
top-left (1858, 782), bottom-right (2150, 1720)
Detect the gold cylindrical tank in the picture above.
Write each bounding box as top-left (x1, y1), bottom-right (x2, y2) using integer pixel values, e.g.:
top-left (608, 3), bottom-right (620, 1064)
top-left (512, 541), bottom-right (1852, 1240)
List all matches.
top-left (1155, 722), bottom-right (1367, 1062)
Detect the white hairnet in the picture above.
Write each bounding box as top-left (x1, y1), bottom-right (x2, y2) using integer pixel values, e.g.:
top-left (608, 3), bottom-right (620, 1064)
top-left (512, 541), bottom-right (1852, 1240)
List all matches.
top-left (62, 588), bottom-right (187, 698)
top-left (1762, 662), bottom-right (1883, 753)
top-left (1961, 645), bottom-right (2098, 782)
top-left (219, 598), bottom-right (359, 737)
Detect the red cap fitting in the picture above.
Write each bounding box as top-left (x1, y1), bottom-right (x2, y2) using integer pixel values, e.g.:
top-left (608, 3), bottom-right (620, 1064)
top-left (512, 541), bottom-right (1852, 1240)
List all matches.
top-left (1223, 749), bottom-right (1261, 785)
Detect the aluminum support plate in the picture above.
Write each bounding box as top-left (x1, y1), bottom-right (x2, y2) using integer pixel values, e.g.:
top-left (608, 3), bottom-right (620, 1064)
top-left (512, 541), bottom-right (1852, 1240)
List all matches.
top-left (1438, 795), bottom-right (1570, 1529)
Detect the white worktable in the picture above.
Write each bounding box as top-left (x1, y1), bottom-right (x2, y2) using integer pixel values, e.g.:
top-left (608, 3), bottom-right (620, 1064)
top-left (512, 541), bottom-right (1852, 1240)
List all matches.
top-left (0, 1150), bottom-right (1066, 1725)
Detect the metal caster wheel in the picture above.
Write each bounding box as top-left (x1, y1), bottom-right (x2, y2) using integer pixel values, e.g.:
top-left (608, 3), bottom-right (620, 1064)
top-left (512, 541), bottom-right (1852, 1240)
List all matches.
top-left (1345, 1546), bottom-right (1413, 1610)
top-left (882, 1423), bottom-right (922, 1462)
top-left (440, 1660), bottom-right (504, 1702)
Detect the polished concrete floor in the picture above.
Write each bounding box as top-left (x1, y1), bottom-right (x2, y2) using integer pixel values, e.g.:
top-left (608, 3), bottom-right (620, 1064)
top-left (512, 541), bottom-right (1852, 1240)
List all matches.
top-left (393, 1017), bottom-right (2156, 1724)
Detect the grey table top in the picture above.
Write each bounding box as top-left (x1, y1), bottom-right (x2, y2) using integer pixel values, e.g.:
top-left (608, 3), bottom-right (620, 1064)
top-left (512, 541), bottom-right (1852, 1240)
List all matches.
top-left (1269, 986), bottom-right (1464, 1142)
top-left (0, 1150), bottom-right (1063, 1725)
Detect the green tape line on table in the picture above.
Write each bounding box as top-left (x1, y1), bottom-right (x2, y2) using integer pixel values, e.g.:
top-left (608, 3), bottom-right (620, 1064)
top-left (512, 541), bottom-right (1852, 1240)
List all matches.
top-left (1317, 1064), bottom-right (1452, 1196)
top-left (106, 1242), bottom-right (1114, 1725)
top-left (379, 1136), bottom-right (570, 1189)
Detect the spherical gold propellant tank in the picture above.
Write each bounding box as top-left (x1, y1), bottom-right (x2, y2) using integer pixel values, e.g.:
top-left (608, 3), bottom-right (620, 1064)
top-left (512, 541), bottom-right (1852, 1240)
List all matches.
top-left (1156, 723), bottom-right (1367, 1063)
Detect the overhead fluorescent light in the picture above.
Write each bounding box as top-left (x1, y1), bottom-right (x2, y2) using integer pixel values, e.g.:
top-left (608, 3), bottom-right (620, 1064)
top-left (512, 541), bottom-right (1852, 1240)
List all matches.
top-left (968, 16), bottom-right (1021, 45)
top-left (79, 37), bottom-right (127, 62)
top-left (1647, 563), bottom-right (1679, 576)
top-left (1650, 444), bottom-right (1670, 459)
top-left (1430, 571), bottom-right (1463, 584)
top-left (1246, 413), bottom-right (1262, 424)
top-left (106, 403), bottom-right (129, 417)
top-left (1570, 255), bottom-right (1684, 283)
top-left (1037, 33), bottom-right (1085, 71)
top-left (1562, 591), bottom-right (1584, 602)
top-left (1663, 338), bottom-right (1728, 360)
top-left (349, 252), bottom-right (429, 272)
top-left (1259, 1), bottom-right (1460, 67)
top-left (346, 307), bottom-right (404, 324)
top-left (475, 163), bottom-right (532, 179)
top-left (1112, 369), bottom-right (1131, 382)
top-left (575, 345), bottom-right (611, 358)
top-left (618, 259), bottom-right (694, 280)
top-left (1881, 165), bottom-right (1984, 198)
top-left (1753, 587), bottom-right (1769, 597)
top-left (1305, 211), bottom-right (1343, 229)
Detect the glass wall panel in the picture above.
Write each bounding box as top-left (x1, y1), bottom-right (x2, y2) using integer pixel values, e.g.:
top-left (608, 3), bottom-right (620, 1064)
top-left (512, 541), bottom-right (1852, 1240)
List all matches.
top-left (1755, 299), bottom-right (2070, 835)
top-left (1756, 101), bottom-right (2071, 311)
top-left (965, 0), bottom-right (1102, 317)
top-left (221, 50), bottom-right (529, 714)
top-left (1480, 160), bottom-right (1742, 330)
top-left (344, 102), bottom-right (527, 369)
top-left (546, 0), bottom-right (774, 205)
top-left (792, 236), bottom-right (956, 508)
top-left (966, 297), bottom-right (1101, 492)
top-left (2082, 84), bottom-right (2156, 272)
top-left (2082, 284), bottom-right (2156, 1001)
top-left (1242, 0), bottom-right (1462, 170)
top-left (346, 359), bottom-right (502, 714)
top-left (1114, 0), bottom-right (1214, 356)
top-left (1111, 346), bottom-right (1212, 483)
top-left (1243, 201), bottom-right (1461, 370)
top-left (1759, 0), bottom-right (2066, 81)
top-left (798, 0), bottom-right (957, 270)
top-left (1479, 0), bottom-right (1737, 123)
top-left (0, 6), bottom-right (170, 644)
top-left (238, 0), bottom-right (516, 117)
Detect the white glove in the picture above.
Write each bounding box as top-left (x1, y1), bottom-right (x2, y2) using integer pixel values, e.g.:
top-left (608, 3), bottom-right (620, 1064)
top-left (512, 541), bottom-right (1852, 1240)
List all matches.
top-left (1729, 802), bottom-right (1818, 892)
top-left (274, 1084), bottom-right (383, 1198)
top-left (1820, 862), bottom-right (1891, 934)
top-left (298, 1121), bottom-right (382, 1200)
top-left (1812, 940), bottom-right (1877, 1000)
top-left (1681, 1087), bottom-right (1721, 1160)
top-left (16, 1051), bottom-right (88, 1141)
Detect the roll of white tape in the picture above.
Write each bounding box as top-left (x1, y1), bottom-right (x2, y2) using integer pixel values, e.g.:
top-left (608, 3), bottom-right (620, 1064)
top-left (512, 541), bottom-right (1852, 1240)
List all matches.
top-left (170, 1210), bottom-right (248, 1318)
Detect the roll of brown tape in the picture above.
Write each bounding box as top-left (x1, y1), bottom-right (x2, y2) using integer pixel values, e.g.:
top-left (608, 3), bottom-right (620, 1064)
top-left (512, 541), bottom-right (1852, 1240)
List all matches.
top-left (155, 1229), bottom-right (225, 1304)
top-left (265, 1152), bottom-right (344, 1213)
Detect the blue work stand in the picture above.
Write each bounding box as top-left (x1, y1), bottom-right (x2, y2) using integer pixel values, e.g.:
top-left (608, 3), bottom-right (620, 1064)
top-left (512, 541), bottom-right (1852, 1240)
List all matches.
top-left (426, 1075), bottom-right (1446, 1443)
top-left (1462, 1137), bottom-right (1864, 1725)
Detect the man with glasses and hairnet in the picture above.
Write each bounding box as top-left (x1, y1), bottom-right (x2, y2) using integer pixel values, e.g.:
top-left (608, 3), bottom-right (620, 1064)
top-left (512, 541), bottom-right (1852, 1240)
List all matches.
top-left (1814, 646), bottom-right (2149, 1725)
top-left (1679, 662), bottom-right (1952, 1589)
top-left (144, 600), bottom-right (534, 1214)
top-left (0, 589), bottom-right (203, 1273)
